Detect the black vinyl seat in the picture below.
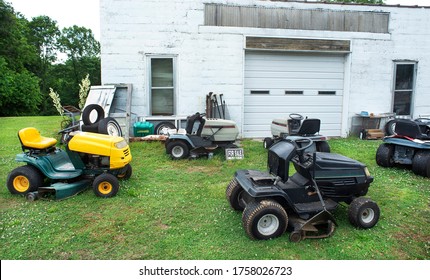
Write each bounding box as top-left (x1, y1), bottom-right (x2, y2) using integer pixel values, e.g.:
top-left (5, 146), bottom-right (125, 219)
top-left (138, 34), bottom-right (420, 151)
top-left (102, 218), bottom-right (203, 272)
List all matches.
top-left (394, 119), bottom-right (430, 140)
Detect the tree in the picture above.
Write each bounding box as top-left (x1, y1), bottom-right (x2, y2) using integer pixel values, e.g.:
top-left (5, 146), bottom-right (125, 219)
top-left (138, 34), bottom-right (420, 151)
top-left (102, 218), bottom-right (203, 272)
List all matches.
top-left (0, 57), bottom-right (41, 116)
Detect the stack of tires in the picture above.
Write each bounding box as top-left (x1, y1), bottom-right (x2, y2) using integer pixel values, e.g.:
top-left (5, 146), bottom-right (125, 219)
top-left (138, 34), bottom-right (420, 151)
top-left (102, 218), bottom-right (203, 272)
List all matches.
top-left (81, 104), bottom-right (122, 136)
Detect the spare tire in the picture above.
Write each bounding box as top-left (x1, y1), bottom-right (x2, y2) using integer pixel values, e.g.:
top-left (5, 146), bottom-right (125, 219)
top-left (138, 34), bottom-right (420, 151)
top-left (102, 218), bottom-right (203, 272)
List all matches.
top-left (98, 117), bottom-right (122, 136)
top-left (82, 104), bottom-right (105, 125)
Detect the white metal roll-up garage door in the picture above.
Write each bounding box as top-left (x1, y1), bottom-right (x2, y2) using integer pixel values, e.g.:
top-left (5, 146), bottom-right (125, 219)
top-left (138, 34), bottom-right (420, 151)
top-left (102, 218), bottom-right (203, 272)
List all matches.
top-left (244, 51), bottom-right (345, 138)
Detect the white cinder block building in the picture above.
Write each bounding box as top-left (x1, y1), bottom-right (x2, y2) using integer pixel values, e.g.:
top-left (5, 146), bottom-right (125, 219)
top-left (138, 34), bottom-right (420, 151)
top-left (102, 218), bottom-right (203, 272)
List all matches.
top-left (100, 0), bottom-right (430, 138)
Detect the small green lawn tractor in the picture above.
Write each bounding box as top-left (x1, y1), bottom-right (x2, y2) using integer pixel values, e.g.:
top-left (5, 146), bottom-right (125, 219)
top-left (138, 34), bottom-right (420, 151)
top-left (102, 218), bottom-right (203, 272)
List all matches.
top-left (226, 137), bottom-right (379, 241)
top-left (165, 112), bottom-right (239, 159)
top-left (7, 127), bottom-right (132, 201)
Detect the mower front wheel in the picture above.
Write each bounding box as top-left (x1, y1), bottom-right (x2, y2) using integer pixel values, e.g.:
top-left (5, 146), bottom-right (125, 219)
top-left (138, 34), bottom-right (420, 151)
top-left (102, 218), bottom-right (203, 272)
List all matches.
top-left (242, 200), bottom-right (288, 240)
top-left (263, 137), bottom-right (274, 149)
top-left (226, 178), bottom-right (245, 211)
top-left (316, 141), bottom-right (331, 153)
top-left (348, 197), bottom-right (380, 229)
top-left (118, 164), bottom-right (132, 180)
top-left (7, 165), bottom-right (44, 195)
top-left (167, 141), bottom-right (189, 159)
top-left (93, 173), bottom-right (120, 198)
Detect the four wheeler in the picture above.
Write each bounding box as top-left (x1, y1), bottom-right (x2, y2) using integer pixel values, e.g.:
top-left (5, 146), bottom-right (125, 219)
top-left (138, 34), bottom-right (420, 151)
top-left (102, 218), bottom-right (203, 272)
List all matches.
top-left (376, 119), bottom-right (430, 177)
top-left (263, 113), bottom-right (330, 153)
top-left (7, 127), bottom-right (132, 201)
top-left (165, 112), bottom-right (239, 159)
top-left (226, 137), bottom-right (379, 241)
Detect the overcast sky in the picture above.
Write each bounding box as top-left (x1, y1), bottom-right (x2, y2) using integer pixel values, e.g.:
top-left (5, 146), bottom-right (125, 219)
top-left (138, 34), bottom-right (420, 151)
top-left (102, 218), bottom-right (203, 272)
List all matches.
top-left (7, 0), bottom-right (430, 42)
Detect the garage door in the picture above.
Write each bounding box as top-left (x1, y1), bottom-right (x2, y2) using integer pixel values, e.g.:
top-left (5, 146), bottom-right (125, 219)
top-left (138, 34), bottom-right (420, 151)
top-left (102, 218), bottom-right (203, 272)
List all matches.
top-left (244, 51), bottom-right (345, 138)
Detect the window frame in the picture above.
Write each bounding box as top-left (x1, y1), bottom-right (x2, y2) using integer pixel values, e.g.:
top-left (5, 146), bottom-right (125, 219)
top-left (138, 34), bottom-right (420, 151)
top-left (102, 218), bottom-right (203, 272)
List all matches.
top-left (147, 55), bottom-right (177, 116)
top-left (392, 61), bottom-right (417, 117)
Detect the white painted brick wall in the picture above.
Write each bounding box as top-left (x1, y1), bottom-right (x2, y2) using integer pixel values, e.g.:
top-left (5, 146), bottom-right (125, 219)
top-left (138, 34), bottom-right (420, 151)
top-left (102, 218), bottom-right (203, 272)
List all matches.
top-left (101, 0), bottom-right (430, 137)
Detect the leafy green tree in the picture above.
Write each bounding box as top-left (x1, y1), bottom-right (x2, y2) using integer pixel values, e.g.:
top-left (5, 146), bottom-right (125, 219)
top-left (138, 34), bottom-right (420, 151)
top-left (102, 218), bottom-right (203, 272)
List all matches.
top-left (0, 57), bottom-right (42, 116)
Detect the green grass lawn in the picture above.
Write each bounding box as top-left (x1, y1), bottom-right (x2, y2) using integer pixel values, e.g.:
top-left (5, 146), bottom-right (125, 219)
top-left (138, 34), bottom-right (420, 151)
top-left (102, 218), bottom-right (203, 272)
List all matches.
top-left (0, 116), bottom-right (428, 260)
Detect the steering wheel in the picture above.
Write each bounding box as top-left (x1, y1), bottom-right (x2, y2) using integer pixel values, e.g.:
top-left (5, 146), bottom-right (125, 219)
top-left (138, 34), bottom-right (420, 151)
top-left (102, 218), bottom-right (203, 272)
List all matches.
top-left (289, 113), bottom-right (304, 121)
top-left (294, 138), bottom-right (314, 152)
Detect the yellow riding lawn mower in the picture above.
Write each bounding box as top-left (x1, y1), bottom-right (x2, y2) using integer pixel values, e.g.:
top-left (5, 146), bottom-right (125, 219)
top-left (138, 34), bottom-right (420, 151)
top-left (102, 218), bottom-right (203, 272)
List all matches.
top-left (6, 127), bottom-right (132, 201)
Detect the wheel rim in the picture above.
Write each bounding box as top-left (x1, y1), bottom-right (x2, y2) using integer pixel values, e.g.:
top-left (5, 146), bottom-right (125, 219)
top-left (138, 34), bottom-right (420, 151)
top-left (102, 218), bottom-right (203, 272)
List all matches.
top-left (13, 175), bottom-right (30, 192)
top-left (257, 214), bottom-right (279, 236)
top-left (361, 208), bottom-right (375, 224)
top-left (172, 146), bottom-right (184, 158)
top-left (98, 181), bottom-right (113, 195)
top-left (107, 122), bottom-right (120, 136)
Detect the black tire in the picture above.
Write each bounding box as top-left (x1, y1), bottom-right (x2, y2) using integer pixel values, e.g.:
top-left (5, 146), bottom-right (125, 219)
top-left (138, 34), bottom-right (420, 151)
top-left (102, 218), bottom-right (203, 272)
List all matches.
top-left (166, 141), bottom-right (189, 159)
top-left (263, 137), bottom-right (274, 149)
top-left (412, 150), bottom-right (430, 177)
top-left (82, 104), bottom-right (105, 125)
top-left (385, 119), bottom-right (397, 136)
top-left (348, 197), bottom-right (380, 229)
top-left (7, 165), bottom-right (44, 195)
top-left (226, 178), bottom-right (245, 211)
top-left (376, 143), bottom-right (394, 167)
top-left (316, 141), bottom-right (331, 153)
top-left (81, 123), bottom-right (99, 133)
top-left (242, 200), bottom-right (288, 240)
top-left (98, 117), bottom-right (122, 136)
top-left (118, 164), bottom-right (132, 180)
top-left (92, 173), bottom-right (120, 198)
top-left (154, 122), bottom-right (176, 135)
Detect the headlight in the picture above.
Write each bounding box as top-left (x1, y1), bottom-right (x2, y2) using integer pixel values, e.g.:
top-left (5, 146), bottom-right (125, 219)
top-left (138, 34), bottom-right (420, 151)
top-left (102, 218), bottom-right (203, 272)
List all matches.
top-left (364, 167), bottom-right (371, 177)
top-left (115, 140), bottom-right (128, 149)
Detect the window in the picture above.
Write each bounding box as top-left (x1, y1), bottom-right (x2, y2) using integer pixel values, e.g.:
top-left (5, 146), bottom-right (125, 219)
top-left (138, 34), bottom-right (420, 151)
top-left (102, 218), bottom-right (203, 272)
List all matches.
top-left (318, 91), bottom-right (336, 95)
top-left (393, 62), bottom-right (416, 116)
top-left (285, 91), bottom-right (303, 95)
top-left (149, 57), bottom-right (175, 115)
top-left (250, 90), bottom-right (270, 94)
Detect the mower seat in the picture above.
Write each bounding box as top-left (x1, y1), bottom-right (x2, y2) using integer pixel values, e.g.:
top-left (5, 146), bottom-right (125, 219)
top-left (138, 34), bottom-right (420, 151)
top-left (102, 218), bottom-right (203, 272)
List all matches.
top-left (394, 119), bottom-right (430, 140)
top-left (297, 119), bottom-right (320, 136)
top-left (18, 127), bottom-right (57, 150)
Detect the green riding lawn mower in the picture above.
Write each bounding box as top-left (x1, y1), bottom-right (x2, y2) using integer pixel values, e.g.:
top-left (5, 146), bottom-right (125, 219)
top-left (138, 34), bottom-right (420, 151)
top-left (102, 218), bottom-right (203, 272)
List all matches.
top-left (6, 127), bottom-right (132, 201)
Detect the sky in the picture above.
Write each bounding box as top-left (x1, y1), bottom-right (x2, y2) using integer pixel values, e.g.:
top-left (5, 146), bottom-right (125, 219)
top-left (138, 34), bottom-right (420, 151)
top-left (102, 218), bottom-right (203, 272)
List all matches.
top-left (6, 0), bottom-right (430, 42)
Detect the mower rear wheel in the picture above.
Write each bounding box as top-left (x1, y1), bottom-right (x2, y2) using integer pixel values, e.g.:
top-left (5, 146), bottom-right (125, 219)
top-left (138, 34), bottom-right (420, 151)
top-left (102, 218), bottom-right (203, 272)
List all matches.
top-left (412, 150), bottom-right (430, 177)
top-left (155, 122), bottom-right (176, 135)
top-left (7, 165), bottom-right (44, 195)
top-left (376, 144), bottom-right (394, 167)
top-left (167, 141), bottom-right (189, 159)
top-left (348, 197), bottom-right (380, 229)
top-left (93, 173), bottom-right (120, 198)
top-left (316, 141), bottom-right (331, 153)
top-left (263, 137), bottom-right (274, 149)
top-left (242, 200), bottom-right (288, 240)
top-left (226, 178), bottom-right (245, 211)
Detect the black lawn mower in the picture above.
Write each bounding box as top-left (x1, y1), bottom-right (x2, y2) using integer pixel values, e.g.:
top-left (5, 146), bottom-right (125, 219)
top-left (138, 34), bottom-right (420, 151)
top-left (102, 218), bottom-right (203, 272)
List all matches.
top-left (226, 138), bottom-right (380, 241)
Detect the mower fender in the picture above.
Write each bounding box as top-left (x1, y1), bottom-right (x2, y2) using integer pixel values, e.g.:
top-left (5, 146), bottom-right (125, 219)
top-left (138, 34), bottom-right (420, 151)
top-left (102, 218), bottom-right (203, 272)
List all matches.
top-left (383, 137), bottom-right (430, 149)
top-left (234, 170), bottom-right (290, 203)
top-left (166, 135), bottom-right (195, 148)
top-left (15, 153), bottom-right (82, 180)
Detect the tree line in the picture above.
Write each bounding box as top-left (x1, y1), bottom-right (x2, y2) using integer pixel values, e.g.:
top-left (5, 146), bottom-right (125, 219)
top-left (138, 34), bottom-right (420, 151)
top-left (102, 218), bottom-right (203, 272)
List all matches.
top-left (0, 0), bottom-right (100, 116)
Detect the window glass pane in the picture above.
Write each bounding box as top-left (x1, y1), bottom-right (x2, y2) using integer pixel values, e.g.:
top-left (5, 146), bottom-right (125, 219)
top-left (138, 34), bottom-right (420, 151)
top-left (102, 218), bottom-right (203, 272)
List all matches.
top-left (151, 59), bottom-right (173, 87)
top-left (393, 91), bottom-right (412, 115)
top-left (250, 90), bottom-right (269, 94)
top-left (395, 64), bottom-right (414, 90)
top-left (152, 89), bottom-right (174, 115)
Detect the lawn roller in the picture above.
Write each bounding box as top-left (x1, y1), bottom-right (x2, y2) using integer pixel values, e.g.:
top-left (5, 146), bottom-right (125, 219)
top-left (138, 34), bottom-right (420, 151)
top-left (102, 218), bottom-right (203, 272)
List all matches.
top-left (376, 119), bottom-right (430, 177)
top-left (263, 113), bottom-right (330, 152)
top-left (226, 137), bottom-right (379, 241)
top-left (165, 112), bottom-right (239, 159)
top-left (6, 127), bottom-right (132, 201)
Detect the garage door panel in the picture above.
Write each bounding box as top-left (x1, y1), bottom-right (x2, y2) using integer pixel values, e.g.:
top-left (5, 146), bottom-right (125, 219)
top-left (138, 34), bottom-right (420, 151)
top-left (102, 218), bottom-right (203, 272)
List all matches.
top-left (244, 51), bottom-right (345, 138)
